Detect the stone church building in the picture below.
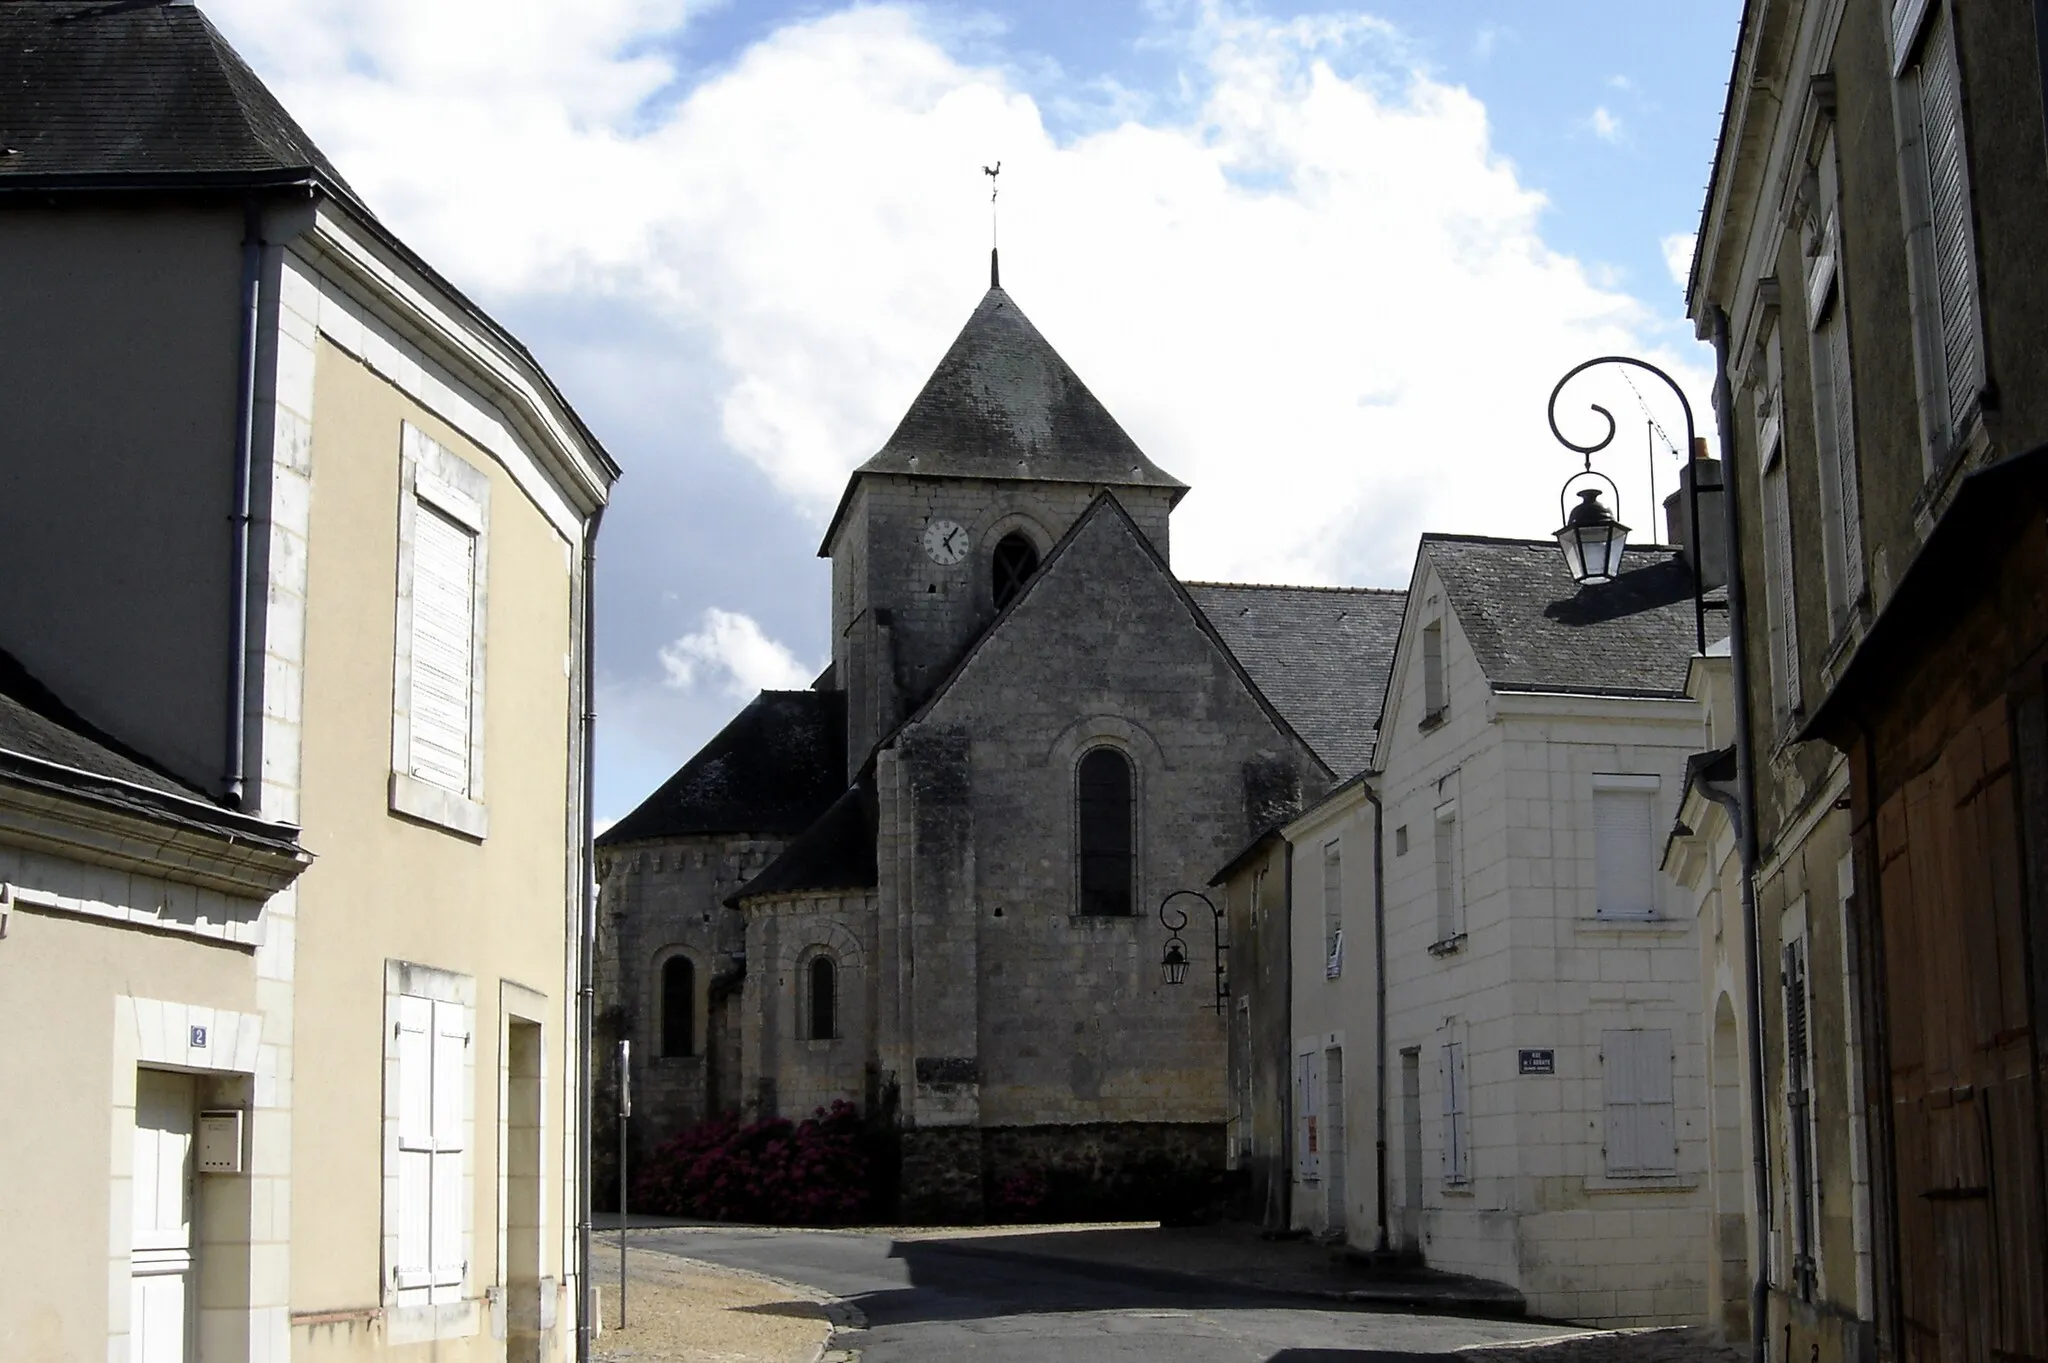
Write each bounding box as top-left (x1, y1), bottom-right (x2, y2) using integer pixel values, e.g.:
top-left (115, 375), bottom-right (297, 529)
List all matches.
top-left (597, 266), bottom-right (1399, 1216)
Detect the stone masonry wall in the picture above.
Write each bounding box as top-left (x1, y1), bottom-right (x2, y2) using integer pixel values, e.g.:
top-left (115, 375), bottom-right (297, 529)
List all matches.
top-left (593, 833), bottom-right (783, 1203)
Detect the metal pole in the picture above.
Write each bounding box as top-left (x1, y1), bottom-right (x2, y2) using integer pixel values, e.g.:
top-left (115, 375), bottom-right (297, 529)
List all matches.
top-left (618, 1038), bottom-right (630, 1331)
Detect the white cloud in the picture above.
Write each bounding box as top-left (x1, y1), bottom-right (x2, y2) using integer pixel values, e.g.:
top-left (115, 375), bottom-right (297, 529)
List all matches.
top-left (209, 0), bottom-right (1711, 590)
top-left (1589, 106), bottom-right (1623, 143)
top-left (658, 608), bottom-right (817, 698)
top-left (1661, 231), bottom-right (1698, 290)
top-left (1606, 74), bottom-right (1634, 91)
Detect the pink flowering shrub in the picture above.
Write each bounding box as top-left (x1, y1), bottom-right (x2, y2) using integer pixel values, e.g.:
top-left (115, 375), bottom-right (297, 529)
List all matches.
top-left (633, 1101), bottom-right (875, 1225)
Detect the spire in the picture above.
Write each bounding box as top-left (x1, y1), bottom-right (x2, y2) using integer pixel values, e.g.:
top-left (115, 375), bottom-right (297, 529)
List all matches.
top-left (991, 246), bottom-right (1000, 290)
top-left (983, 160), bottom-right (1002, 289)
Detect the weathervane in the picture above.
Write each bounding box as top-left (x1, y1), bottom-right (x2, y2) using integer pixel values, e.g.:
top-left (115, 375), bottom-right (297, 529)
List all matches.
top-left (983, 160), bottom-right (1001, 288)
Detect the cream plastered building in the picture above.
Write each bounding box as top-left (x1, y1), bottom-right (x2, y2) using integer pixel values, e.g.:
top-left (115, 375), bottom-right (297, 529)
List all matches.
top-left (0, 7), bottom-right (617, 1363)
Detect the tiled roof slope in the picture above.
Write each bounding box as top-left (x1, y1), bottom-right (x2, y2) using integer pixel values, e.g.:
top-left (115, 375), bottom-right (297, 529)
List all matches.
top-left (1424, 535), bottom-right (1714, 699)
top-left (727, 780), bottom-right (877, 906)
top-left (0, 1), bottom-right (366, 210)
top-left (599, 690), bottom-right (846, 846)
top-left (0, 646), bottom-right (199, 798)
top-left (857, 287), bottom-right (1185, 493)
top-left (1188, 583), bottom-right (1408, 777)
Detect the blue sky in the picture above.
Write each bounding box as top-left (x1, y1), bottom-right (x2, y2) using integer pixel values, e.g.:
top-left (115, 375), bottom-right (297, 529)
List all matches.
top-left (211, 0), bottom-right (1740, 824)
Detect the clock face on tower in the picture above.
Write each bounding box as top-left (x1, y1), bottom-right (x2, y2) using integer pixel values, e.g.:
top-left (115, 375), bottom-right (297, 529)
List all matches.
top-left (922, 518), bottom-right (970, 565)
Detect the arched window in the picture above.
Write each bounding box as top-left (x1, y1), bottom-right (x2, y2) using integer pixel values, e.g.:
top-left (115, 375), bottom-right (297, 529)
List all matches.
top-left (992, 532), bottom-right (1040, 609)
top-left (808, 956), bottom-right (838, 1041)
top-left (660, 955), bottom-right (695, 1057)
top-left (1077, 747), bottom-right (1135, 916)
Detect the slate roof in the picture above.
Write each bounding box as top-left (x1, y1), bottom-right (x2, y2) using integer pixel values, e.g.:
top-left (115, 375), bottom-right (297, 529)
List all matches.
top-left (1423, 535), bottom-right (1715, 700)
top-left (1188, 583), bottom-right (1408, 777)
top-left (0, 645), bottom-right (301, 849)
top-left (821, 284), bottom-right (1184, 552)
top-left (598, 691), bottom-right (846, 846)
top-left (0, 1), bottom-right (366, 210)
top-left (727, 779), bottom-right (877, 906)
top-left (0, 646), bottom-right (199, 798)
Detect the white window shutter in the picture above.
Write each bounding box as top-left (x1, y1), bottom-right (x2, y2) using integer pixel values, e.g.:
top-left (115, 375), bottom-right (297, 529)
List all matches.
top-left (410, 504), bottom-right (478, 792)
top-left (1433, 810), bottom-right (1458, 941)
top-left (1918, 12), bottom-right (1981, 432)
top-left (1594, 790), bottom-right (1654, 918)
top-left (1441, 1041), bottom-right (1468, 1183)
top-left (396, 997), bottom-right (433, 1149)
top-left (1604, 1029), bottom-right (1677, 1175)
top-left (429, 1001), bottom-right (467, 1298)
top-left (1760, 452), bottom-right (1801, 710)
top-left (393, 996), bottom-right (433, 1297)
top-left (1422, 621), bottom-right (1445, 715)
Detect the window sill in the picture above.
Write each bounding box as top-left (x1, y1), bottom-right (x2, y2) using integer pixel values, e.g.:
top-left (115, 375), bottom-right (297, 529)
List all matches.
top-left (1572, 916), bottom-right (1688, 936)
top-left (1585, 1174), bottom-right (1697, 1194)
top-left (390, 772), bottom-right (488, 840)
top-left (383, 1297), bottom-right (482, 1347)
top-left (1067, 913), bottom-right (1138, 928)
top-left (1439, 1182), bottom-right (1475, 1196)
top-left (1427, 933), bottom-right (1467, 958)
top-left (1418, 709), bottom-right (1447, 733)
top-left (804, 1038), bottom-right (840, 1051)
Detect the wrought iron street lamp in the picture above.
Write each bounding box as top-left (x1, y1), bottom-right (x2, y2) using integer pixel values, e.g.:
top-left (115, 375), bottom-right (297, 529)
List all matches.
top-left (1547, 355), bottom-right (1711, 654)
top-left (1158, 889), bottom-right (1227, 1010)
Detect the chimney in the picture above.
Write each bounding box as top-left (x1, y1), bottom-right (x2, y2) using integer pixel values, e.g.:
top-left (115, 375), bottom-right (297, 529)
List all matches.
top-left (1664, 436), bottom-right (1727, 590)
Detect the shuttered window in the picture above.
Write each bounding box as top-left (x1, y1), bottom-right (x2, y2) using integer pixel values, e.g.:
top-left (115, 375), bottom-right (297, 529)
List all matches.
top-left (1322, 841), bottom-right (1343, 977)
top-left (1433, 802), bottom-right (1460, 943)
top-left (1441, 1040), bottom-right (1470, 1184)
top-left (1785, 939), bottom-right (1819, 1298)
top-left (1808, 202), bottom-right (1865, 626)
top-left (410, 504), bottom-right (479, 792)
top-left (1421, 620), bottom-right (1446, 719)
top-left (394, 996), bottom-right (468, 1305)
top-left (1295, 1052), bottom-right (1321, 1181)
top-left (1916, 11), bottom-right (1981, 436)
top-left (1758, 386), bottom-right (1802, 714)
top-left (1603, 1028), bottom-right (1677, 1175)
top-left (1594, 789), bottom-right (1655, 919)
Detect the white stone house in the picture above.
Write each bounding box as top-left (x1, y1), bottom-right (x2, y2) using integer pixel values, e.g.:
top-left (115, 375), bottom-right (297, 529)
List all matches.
top-left (1374, 533), bottom-right (1713, 1326)
top-left (1222, 533), bottom-right (1720, 1326)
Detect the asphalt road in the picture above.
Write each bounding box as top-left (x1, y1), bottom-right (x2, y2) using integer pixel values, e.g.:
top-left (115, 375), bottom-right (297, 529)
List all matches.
top-left (634, 1227), bottom-right (1592, 1362)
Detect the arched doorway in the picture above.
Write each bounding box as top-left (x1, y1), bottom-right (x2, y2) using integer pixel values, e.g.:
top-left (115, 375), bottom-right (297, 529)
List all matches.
top-left (1711, 992), bottom-right (1748, 1338)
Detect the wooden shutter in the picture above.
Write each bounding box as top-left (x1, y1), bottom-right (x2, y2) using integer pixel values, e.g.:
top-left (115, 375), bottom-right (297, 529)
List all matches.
top-left (1594, 790), bottom-right (1654, 918)
top-left (1323, 841), bottom-right (1343, 973)
top-left (1759, 435), bottom-right (1801, 710)
top-left (1294, 1053), bottom-right (1321, 1180)
top-left (1433, 809), bottom-right (1457, 942)
top-left (1891, 0), bottom-right (1930, 72)
top-left (1604, 1029), bottom-right (1677, 1175)
top-left (393, 997), bottom-right (434, 1298)
top-left (410, 504), bottom-right (478, 792)
top-left (1441, 1041), bottom-right (1469, 1183)
top-left (1825, 313), bottom-right (1864, 607)
top-left (430, 1000), bottom-right (467, 1297)
top-left (1917, 11), bottom-right (1981, 433)
top-left (1422, 621), bottom-right (1445, 715)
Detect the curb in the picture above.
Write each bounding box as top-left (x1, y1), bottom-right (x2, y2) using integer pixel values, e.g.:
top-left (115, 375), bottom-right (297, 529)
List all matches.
top-left (919, 1239), bottom-right (1528, 1320)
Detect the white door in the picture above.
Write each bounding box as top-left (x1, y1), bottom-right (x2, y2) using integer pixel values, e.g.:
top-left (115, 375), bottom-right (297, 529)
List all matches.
top-left (132, 1069), bottom-right (196, 1363)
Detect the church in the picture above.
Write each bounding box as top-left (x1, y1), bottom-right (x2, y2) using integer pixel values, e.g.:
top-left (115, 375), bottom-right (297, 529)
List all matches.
top-left (595, 257), bottom-right (1405, 1217)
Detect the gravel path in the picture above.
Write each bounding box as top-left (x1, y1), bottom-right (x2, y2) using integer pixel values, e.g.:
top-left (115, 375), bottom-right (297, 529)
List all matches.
top-left (591, 1238), bottom-right (837, 1363)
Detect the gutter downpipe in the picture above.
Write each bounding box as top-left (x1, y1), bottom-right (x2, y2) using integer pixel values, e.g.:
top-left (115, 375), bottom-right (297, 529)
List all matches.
top-left (225, 200), bottom-right (263, 808)
top-left (575, 504), bottom-right (605, 1363)
top-left (1712, 304), bottom-right (1774, 1363)
top-left (1280, 836), bottom-right (1295, 1232)
top-left (1365, 780), bottom-right (1389, 1253)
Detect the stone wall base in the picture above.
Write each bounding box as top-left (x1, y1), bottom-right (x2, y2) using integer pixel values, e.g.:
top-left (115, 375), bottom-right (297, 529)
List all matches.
top-left (898, 1121), bottom-right (1230, 1224)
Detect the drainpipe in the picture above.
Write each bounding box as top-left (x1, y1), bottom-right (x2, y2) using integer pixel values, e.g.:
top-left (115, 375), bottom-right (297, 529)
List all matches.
top-left (1364, 780), bottom-right (1389, 1253)
top-left (225, 200), bottom-right (263, 808)
top-left (1280, 836), bottom-right (1295, 1232)
top-left (1712, 304), bottom-right (1774, 1363)
top-left (575, 504), bottom-right (605, 1363)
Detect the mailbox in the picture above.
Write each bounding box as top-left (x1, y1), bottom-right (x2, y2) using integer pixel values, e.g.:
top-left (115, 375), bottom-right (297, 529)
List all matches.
top-left (197, 1109), bottom-right (244, 1174)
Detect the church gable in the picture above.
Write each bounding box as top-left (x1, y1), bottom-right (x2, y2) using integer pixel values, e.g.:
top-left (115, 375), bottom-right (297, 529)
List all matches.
top-left (904, 491), bottom-right (1332, 826)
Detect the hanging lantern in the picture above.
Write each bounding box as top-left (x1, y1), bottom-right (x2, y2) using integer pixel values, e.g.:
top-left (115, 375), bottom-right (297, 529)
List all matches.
top-left (1555, 475), bottom-right (1630, 586)
top-left (1161, 936), bottom-right (1189, 986)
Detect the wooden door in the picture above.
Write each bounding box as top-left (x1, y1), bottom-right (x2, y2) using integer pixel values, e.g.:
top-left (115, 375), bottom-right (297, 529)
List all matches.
top-left (131, 1069), bottom-right (195, 1363)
